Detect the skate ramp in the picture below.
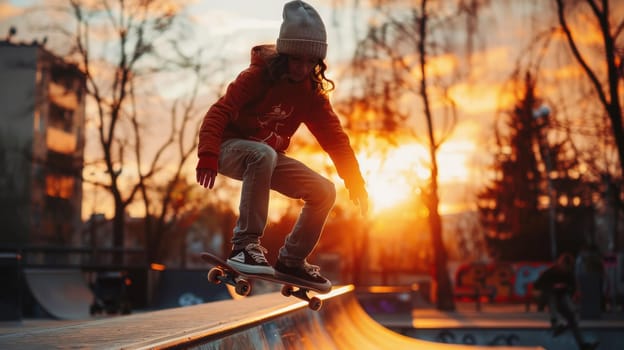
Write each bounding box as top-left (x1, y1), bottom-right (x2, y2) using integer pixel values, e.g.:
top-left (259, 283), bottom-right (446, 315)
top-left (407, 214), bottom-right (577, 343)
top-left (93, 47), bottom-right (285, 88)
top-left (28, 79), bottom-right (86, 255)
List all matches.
top-left (184, 286), bottom-right (541, 350)
top-left (0, 285), bottom-right (543, 349)
top-left (23, 269), bottom-right (93, 320)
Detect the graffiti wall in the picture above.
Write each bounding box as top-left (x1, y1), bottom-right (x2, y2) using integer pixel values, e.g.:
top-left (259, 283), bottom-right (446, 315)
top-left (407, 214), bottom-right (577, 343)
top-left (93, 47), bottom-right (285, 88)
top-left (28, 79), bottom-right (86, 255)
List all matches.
top-left (454, 262), bottom-right (550, 302)
top-left (455, 255), bottom-right (624, 305)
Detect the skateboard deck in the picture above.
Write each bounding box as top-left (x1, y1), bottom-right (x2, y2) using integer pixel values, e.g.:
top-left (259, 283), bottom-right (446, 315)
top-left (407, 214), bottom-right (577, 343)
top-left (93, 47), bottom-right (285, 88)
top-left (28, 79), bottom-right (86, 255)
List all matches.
top-left (200, 252), bottom-right (327, 311)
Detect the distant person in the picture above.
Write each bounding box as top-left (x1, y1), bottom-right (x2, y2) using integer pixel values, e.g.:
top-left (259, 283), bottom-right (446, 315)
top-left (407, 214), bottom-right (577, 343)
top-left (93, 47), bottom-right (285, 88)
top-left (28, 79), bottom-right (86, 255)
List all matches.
top-left (576, 243), bottom-right (606, 312)
top-left (534, 253), bottom-right (599, 350)
top-left (196, 1), bottom-right (368, 293)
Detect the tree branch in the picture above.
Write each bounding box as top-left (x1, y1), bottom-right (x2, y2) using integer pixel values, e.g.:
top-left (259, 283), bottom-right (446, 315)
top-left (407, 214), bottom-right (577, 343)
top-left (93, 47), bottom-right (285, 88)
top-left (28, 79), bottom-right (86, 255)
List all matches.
top-left (555, 0), bottom-right (609, 107)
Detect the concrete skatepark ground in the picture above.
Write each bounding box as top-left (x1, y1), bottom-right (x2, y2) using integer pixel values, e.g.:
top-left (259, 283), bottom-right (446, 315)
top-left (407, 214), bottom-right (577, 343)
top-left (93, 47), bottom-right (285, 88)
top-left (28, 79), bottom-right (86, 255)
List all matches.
top-left (373, 301), bottom-right (623, 349)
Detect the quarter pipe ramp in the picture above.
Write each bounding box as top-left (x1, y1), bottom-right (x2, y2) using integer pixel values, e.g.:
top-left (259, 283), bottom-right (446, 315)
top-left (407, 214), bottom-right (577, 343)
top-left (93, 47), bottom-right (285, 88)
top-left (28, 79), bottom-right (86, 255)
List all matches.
top-left (23, 269), bottom-right (93, 320)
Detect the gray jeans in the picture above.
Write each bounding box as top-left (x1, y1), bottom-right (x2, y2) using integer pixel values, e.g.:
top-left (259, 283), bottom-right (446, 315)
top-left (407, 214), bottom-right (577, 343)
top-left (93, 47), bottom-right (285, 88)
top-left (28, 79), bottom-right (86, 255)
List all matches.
top-left (218, 138), bottom-right (336, 266)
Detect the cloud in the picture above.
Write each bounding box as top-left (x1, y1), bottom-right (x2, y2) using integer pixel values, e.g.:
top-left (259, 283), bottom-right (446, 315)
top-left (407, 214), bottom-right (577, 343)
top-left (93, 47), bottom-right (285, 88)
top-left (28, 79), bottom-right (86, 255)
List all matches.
top-left (193, 8), bottom-right (279, 37)
top-left (0, 2), bottom-right (23, 21)
top-left (190, 0), bottom-right (282, 38)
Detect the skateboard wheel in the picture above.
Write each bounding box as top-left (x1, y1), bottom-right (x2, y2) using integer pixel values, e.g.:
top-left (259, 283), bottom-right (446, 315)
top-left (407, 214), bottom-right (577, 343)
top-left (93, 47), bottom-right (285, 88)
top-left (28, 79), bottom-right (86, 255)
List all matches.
top-left (281, 285), bottom-right (294, 297)
top-left (235, 280), bottom-right (252, 296)
top-left (308, 297), bottom-right (322, 311)
top-left (207, 267), bottom-right (224, 284)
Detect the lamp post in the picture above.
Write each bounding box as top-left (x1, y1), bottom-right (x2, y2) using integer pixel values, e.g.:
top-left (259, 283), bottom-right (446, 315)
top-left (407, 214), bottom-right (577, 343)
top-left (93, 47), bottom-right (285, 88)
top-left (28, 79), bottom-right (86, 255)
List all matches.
top-left (533, 105), bottom-right (557, 261)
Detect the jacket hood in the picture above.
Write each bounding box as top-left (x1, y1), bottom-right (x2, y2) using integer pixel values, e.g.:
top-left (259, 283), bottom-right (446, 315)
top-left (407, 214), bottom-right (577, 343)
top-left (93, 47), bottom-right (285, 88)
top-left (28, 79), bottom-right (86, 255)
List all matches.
top-left (250, 44), bottom-right (277, 67)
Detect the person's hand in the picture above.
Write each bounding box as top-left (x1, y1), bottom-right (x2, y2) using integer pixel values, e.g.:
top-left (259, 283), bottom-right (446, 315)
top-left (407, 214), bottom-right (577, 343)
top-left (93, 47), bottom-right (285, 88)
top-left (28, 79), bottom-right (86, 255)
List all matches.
top-left (250, 129), bottom-right (290, 152)
top-left (349, 185), bottom-right (369, 217)
top-left (196, 155), bottom-right (218, 189)
top-left (196, 168), bottom-right (217, 189)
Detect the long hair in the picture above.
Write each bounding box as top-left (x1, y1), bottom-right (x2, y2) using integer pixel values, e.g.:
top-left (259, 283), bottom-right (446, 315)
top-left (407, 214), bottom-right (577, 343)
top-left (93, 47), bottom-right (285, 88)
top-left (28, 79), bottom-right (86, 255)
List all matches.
top-left (266, 54), bottom-right (335, 94)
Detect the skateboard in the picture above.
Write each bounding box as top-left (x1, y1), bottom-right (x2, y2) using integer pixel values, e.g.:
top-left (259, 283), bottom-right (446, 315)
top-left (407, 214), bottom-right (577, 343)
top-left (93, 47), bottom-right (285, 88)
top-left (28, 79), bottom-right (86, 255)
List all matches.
top-left (200, 252), bottom-right (326, 311)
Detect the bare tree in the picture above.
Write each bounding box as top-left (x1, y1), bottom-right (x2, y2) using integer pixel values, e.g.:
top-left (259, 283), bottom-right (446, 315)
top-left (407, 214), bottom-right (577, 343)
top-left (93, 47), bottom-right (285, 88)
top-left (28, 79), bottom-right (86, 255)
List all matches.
top-left (505, 0), bottom-right (624, 251)
top-left (554, 0), bottom-right (623, 249)
top-left (60, 0), bottom-right (198, 263)
top-left (555, 0), bottom-right (623, 173)
top-left (338, 0), bottom-right (488, 310)
top-left (130, 54), bottom-right (222, 264)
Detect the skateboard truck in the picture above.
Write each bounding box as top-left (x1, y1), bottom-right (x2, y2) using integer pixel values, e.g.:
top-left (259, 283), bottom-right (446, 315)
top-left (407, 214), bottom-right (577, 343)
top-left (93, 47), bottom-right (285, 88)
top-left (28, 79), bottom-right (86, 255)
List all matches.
top-left (207, 267), bottom-right (252, 297)
top-left (280, 285), bottom-right (323, 311)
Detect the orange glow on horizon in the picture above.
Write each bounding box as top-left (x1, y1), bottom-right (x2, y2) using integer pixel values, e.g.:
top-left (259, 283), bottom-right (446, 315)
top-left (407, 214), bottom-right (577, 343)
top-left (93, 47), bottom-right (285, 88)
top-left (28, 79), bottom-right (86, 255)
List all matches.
top-left (356, 141), bottom-right (427, 215)
top-left (352, 135), bottom-right (474, 216)
top-left (82, 134), bottom-right (477, 220)
top-left (0, 3), bottom-right (21, 19)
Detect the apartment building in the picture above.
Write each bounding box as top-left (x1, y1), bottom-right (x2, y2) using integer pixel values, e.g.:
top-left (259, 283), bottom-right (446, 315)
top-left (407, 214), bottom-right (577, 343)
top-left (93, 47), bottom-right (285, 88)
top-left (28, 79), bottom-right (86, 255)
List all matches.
top-left (0, 39), bottom-right (86, 248)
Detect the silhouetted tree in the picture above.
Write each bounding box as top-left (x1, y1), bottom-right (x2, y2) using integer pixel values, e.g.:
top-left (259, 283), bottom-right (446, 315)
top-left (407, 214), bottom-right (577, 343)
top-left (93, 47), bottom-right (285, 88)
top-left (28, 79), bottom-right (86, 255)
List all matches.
top-left (131, 53), bottom-right (225, 264)
top-left (554, 0), bottom-right (623, 250)
top-left (59, 0), bottom-right (186, 262)
top-left (555, 0), bottom-right (623, 173)
top-left (51, 0), bottom-right (225, 264)
top-left (479, 72), bottom-right (596, 261)
top-left (479, 73), bottom-right (549, 261)
top-left (337, 0), bottom-right (489, 311)
top-left (503, 0), bottom-right (623, 253)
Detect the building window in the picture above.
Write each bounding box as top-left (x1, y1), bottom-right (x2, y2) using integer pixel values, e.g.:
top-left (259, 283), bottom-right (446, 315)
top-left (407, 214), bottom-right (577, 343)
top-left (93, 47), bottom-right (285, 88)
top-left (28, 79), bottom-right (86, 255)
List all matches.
top-left (49, 102), bottom-right (73, 132)
top-left (46, 127), bottom-right (77, 154)
top-left (45, 174), bottom-right (75, 199)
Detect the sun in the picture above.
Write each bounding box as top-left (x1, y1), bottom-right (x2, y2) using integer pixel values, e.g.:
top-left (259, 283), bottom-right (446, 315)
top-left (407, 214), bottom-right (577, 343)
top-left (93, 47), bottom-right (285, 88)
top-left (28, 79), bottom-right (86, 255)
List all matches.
top-left (357, 143), bottom-right (429, 214)
top-left (356, 137), bottom-right (474, 215)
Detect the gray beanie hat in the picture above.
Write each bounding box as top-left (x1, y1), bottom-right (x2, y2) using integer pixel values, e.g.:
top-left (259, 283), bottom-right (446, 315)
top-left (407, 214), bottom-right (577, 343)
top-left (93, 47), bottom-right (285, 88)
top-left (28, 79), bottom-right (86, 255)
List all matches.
top-left (276, 1), bottom-right (327, 59)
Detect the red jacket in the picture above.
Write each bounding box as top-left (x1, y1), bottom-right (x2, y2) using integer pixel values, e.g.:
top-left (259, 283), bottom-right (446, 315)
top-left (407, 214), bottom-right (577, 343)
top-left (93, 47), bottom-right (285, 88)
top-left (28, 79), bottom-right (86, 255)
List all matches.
top-left (197, 45), bottom-right (365, 191)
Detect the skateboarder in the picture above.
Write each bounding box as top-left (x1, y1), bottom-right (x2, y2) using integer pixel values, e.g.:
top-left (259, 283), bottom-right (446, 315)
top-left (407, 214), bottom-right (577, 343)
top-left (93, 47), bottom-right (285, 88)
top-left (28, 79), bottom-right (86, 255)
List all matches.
top-left (196, 1), bottom-right (368, 293)
top-left (534, 253), bottom-right (599, 350)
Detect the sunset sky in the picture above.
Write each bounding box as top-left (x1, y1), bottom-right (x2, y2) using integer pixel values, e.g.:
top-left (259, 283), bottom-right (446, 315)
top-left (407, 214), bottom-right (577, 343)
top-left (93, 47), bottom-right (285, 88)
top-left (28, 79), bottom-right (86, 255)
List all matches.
top-left (1, 0), bottom-right (617, 221)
